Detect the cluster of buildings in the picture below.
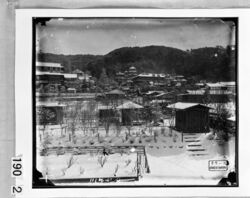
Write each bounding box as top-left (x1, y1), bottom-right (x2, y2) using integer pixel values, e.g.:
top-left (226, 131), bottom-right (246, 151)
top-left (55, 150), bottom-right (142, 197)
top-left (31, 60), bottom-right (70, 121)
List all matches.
top-left (36, 62), bottom-right (236, 134)
top-left (36, 62), bottom-right (93, 93)
top-left (115, 66), bottom-right (188, 93)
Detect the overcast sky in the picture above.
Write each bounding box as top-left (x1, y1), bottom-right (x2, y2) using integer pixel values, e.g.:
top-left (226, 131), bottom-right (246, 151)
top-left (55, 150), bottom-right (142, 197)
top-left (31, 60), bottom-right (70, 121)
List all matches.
top-left (36, 18), bottom-right (235, 55)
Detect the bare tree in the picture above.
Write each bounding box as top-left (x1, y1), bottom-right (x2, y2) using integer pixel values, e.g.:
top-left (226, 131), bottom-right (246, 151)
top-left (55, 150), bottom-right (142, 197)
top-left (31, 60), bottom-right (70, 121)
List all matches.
top-left (123, 109), bottom-right (136, 136)
top-left (58, 107), bottom-right (66, 137)
top-left (114, 115), bottom-right (122, 137)
top-left (65, 102), bottom-right (80, 141)
top-left (100, 96), bottom-right (118, 137)
top-left (102, 113), bottom-right (113, 137)
top-left (97, 155), bottom-right (107, 167)
top-left (79, 107), bottom-right (88, 136)
top-left (142, 106), bottom-right (154, 136)
top-left (168, 108), bottom-right (176, 137)
top-left (211, 103), bottom-right (231, 141)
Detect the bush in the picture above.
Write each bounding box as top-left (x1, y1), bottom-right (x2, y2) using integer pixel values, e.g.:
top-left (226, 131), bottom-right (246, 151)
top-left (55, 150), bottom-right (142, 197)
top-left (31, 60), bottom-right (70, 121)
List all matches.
top-left (79, 166), bottom-right (84, 175)
top-left (129, 139), bottom-right (134, 144)
top-left (114, 164), bottom-right (119, 176)
top-left (97, 156), bottom-right (107, 167)
top-left (67, 155), bottom-right (76, 168)
top-left (89, 140), bottom-right (95, 145)
top-left (125, 159), bottom-right (132, 166)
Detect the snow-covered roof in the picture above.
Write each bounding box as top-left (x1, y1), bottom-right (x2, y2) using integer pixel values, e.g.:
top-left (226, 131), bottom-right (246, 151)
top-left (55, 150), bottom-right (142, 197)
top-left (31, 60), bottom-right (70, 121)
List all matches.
top-left (220, 82), bottom-right (236, 86)
top-left (64, 73), bottom-right (77, 78)
top-left (117, 101), bottom-right (143, 109)
top-left (155, 93), bottom-right (167, 97)
top-left (98, 105), bottom-right (113, 110)
top-left (186, 90), bottom-right (205, 95)
top-left (137, 73), bottom-right (166, 78)
top-left (36, 71), bottom-right (64, 76)
top-left (150, 99), bottom-right (166, 104)
top-left (167, 102), bottom-right (209, 110)
top-left (67, 88), bottom-right (76, 91)
top-left (206, 82), bottom-right (236, 88)
top-left (72, 69), bottom-right (84, 74)
top-left (206, 83), bottom-right (224, 87)
top-left (36, 102), bottom-right (66, 107)
top-left (145, 91), bottom-right (164, 95)
top-left (36, 62), bottom-right (63, 68)
top-left (195, 83), bottom-right (205, 86)
top-left (106, 89), bottom-right (125, 95)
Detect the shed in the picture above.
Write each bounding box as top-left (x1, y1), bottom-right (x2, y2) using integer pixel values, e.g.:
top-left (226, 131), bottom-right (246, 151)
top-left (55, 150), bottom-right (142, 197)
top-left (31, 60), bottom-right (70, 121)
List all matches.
top-left (117, 101), bottom-right (143, 125)
top-left (167, 102), bottom-right (210, 133)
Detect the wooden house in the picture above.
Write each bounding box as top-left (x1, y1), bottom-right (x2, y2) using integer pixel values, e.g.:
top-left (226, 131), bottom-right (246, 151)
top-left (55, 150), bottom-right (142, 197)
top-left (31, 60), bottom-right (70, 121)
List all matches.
top-left (167, 102), bottom-right (210, 133)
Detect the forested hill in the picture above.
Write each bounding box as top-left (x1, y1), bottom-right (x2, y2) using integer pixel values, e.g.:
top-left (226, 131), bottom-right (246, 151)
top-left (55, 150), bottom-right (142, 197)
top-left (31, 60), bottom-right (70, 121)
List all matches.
top-left (37, 45), bottom-right (236, 82)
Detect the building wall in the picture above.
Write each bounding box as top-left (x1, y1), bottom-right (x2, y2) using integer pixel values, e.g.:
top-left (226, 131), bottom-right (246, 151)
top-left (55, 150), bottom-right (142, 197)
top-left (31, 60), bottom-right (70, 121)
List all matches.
top-left (175, 107), bottom-right (209, 133)
top-left (177, 94), bottom-right (233, 103)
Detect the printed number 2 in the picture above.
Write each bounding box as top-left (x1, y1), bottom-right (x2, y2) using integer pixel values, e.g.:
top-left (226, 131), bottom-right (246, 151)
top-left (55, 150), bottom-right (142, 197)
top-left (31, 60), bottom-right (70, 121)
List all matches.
top-left (11, 157), bottom-right (22, 177)
top-left (11, 186), bottom-right (22, 195)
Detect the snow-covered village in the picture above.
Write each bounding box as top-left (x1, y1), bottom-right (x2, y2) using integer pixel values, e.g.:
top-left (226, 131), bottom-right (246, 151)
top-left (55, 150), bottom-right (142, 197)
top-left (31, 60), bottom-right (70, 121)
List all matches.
top-left (34, 18), bottom-right (237, 187)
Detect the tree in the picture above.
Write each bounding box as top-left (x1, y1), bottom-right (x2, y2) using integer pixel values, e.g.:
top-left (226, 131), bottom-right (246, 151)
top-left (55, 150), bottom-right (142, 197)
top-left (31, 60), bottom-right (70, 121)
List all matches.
top-left (79, 107), bottom-right (88, 135)
top-left (99, 94), bottom-right (119, 136)
top-left (168, 107), bottom-right (176, 137)
top-left (123, 109), bottom-right (135, 136)
top-left (36, 107), bottom-right (56, 136)
top-left (202, 88), bottom-right (211, 105)
top-left (142, 106), bottom-right (154, 136)
top-left (65, 102), bottom-right (80, 141)
top-left (113, 113), bottom-right (122, 137)
top-left (211, 103), bottom-right (231, 141)
top-left (97, 68), bottom-right (110, 91)
top-left (102, 110), bottom-right (114, 137)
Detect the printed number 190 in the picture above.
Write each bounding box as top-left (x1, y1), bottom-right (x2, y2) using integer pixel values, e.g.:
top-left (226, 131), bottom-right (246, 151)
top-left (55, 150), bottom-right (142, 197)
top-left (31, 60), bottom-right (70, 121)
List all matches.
top-left (11, 157), bottom-right (23, 177)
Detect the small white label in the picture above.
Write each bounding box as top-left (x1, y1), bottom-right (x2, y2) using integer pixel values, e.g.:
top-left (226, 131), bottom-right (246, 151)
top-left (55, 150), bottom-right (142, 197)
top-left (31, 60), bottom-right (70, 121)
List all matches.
top-left (11, 156), bottom-right (23, 178)
top-left (11, 185), bottom-right (23, 195)
top-left (208, 160), bottom-right (228, 171)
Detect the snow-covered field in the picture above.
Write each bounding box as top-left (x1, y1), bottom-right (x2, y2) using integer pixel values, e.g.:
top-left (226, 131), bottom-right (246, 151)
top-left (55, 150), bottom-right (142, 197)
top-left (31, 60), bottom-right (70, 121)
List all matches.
top-left (36, 124), bottom-right (236, 185)
top-left (37, 153), bottom-right (138, 179)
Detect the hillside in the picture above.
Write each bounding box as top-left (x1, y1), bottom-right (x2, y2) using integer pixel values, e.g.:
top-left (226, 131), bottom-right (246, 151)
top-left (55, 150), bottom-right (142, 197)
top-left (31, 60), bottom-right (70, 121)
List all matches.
top-left (37, 45), bottom-right (235, 82)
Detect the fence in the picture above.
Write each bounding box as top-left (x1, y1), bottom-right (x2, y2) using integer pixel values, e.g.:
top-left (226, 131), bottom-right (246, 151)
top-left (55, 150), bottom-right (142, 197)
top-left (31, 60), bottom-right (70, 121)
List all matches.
top-left (39, 145), bottom-right (150, 183)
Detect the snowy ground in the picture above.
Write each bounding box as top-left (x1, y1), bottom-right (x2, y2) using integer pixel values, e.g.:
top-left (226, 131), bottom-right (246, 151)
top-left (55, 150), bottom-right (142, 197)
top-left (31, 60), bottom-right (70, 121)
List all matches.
top-left (37, 153), bottom-right (138, 179)
top-left (36, 124), bottom-right (236, 186)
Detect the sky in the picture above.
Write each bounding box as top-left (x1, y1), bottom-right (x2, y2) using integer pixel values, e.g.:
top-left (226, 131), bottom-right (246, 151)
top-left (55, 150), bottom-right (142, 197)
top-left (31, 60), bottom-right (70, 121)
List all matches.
top-left (36, 18), bottom-right (236, 55)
